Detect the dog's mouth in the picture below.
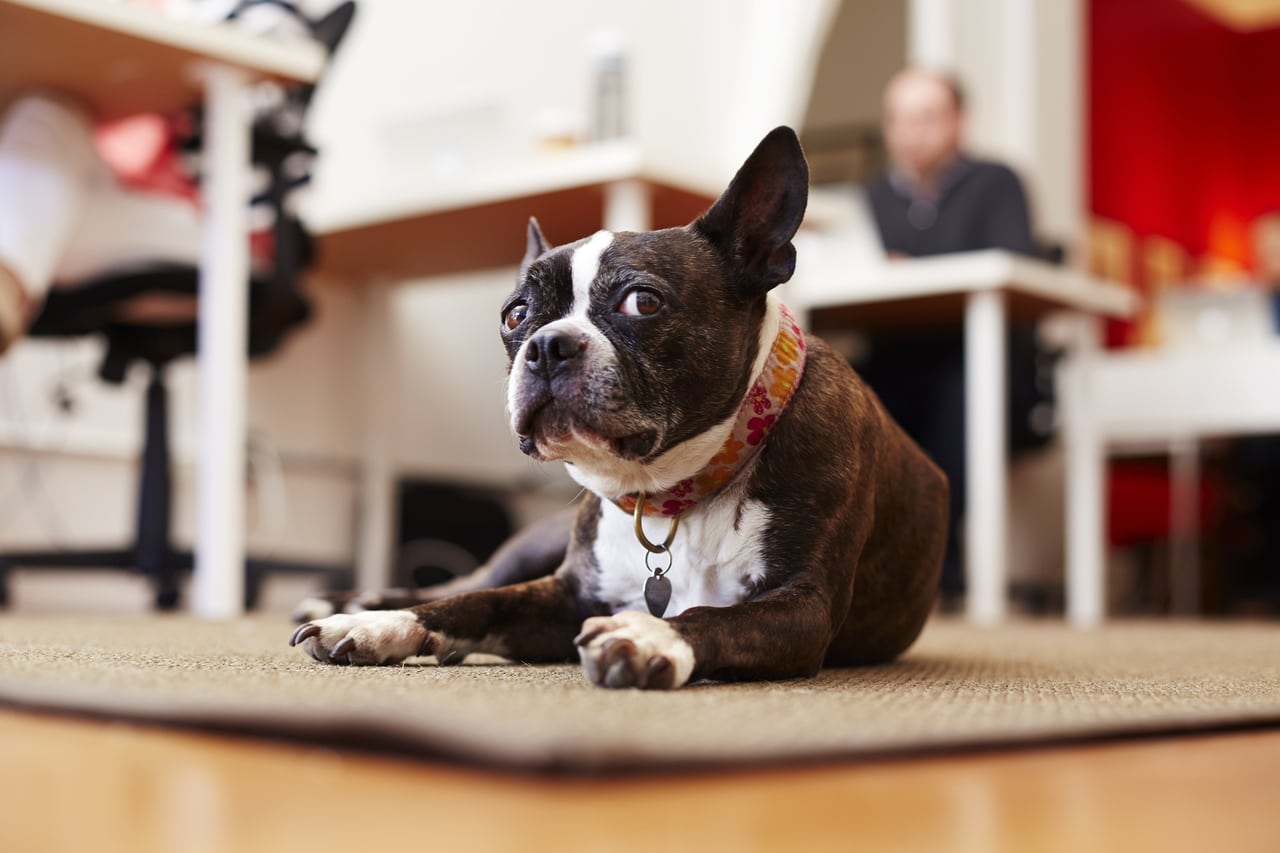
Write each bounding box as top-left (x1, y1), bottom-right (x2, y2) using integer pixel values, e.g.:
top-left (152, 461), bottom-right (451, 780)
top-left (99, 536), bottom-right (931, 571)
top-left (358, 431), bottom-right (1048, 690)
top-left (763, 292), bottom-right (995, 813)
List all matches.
top-left (604, 428), bottom-right (659, 460)
top-left (516, 397), bottom-right (658, 462)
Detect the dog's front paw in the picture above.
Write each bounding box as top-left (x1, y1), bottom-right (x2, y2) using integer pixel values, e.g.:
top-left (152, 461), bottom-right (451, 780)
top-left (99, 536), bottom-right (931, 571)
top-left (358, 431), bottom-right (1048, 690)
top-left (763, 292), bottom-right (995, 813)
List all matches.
top-left (289, 611), bottom-right (429, 666)
top-left (575, 611), bottom-right (695, 690)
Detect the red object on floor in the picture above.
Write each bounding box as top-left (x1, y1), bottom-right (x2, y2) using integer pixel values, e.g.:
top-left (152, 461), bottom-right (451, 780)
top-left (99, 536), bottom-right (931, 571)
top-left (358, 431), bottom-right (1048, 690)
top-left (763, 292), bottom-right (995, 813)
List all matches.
top-left (1108, 461), bottom-right (1221, 548)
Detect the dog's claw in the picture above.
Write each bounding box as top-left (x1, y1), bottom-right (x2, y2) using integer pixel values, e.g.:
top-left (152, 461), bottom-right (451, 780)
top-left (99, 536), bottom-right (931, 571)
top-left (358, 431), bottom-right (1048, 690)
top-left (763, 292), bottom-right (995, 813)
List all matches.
top-left (642, 656), bottom-right (672, 682)
top-left (599, 638), bottom-right (640, 679)
top-left (290, 624), bottom-right (321, 646)
top-left (331, 637), bottom-right (356, 660)
top-left (605, 657), bottom-right (633, 688)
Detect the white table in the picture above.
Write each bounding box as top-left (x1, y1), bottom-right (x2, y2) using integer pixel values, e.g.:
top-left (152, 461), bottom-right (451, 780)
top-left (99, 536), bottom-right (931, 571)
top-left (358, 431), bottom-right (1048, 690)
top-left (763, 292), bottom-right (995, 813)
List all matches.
top-left (1, 0), bottom-right (324, 617)
top-left (1060, 341), bottom-right (1280, 626)
top-left (793, 250), bottom-right (1138, 625)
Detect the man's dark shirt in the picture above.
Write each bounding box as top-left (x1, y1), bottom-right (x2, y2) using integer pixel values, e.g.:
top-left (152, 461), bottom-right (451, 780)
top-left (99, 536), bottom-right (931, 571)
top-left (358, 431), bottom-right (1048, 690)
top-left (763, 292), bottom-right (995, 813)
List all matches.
top-left (867, 157), bottom-right (1037, 259)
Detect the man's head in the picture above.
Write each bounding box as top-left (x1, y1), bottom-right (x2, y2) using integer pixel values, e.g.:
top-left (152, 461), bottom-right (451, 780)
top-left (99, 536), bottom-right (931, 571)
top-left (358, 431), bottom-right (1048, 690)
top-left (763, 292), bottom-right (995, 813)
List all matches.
top-left (882, 67), bottom-right (966, 187)
top-left (1253, 214), bottom-right (1280, 286)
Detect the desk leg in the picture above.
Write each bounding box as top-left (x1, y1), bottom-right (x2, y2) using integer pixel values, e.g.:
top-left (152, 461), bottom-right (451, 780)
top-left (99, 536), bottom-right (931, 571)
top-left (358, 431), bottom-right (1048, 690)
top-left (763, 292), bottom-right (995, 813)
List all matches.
top-left (964, 290), bottom-right (1008, 625)
top-left (356, 280), bottom-right (396, 592)
top-left (1064, 314), bottom-right (1105, 627)
top-left (1169, 437), bottom-right (1201, 615)
top-left (191, 64), bottom-right (250, 618)
top-left (603, 179), bottom-right (652, 232)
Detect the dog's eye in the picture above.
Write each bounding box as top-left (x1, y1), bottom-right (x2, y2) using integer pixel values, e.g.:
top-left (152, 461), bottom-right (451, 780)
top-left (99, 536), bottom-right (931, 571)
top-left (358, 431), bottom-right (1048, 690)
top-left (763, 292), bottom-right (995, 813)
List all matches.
top-left (617, 289), bottom-right (663, 317)
top-left (503, 302), bottom-right (528, 331)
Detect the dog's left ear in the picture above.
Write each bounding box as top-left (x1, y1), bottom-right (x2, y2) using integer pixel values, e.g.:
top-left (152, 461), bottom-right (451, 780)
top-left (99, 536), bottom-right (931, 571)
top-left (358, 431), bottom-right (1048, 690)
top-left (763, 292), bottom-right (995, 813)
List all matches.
top-left (695, 126), bottom-right (809, 296)
top-left (522, 217), bottom-right (553, 269)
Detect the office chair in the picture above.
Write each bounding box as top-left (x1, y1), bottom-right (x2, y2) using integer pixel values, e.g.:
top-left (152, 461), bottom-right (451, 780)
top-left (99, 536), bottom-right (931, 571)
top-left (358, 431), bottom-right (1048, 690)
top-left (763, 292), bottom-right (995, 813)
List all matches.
top-left (0, 2), bottom-right (357, 610)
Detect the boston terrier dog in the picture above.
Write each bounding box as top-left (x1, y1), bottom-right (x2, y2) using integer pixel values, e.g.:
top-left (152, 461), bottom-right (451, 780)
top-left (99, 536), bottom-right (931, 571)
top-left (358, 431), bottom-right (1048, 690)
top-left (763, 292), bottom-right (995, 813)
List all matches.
top-left (291, 127), bottom-right (948, 689)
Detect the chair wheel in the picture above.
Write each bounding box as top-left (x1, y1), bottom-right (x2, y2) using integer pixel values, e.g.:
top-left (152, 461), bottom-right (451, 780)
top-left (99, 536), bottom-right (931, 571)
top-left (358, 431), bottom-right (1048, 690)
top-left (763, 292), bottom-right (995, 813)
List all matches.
top-left (244, 577), bottom-right (262, 611)
top-left (155, 588), bottom-right (180, 611)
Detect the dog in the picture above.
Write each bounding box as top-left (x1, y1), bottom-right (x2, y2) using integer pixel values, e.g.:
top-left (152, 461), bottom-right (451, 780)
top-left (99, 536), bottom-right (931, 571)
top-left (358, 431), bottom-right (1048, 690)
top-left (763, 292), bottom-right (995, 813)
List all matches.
top-left (291, 126), bottom-right (948, 689)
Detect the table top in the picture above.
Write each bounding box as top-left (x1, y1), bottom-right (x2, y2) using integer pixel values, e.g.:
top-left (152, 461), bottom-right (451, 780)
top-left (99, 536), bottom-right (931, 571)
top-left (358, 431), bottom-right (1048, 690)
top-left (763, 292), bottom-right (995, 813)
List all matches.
top-left (1072, 340), bottom-right (1280, 443)
top-left (797, 249), bottom-right (1139, 329)
top-left (308, 136), bottom-right (1138, 326)
top-left (0, 0), bottom-right (325, 121)
top-left (311, 141), bottom-right (721, 281)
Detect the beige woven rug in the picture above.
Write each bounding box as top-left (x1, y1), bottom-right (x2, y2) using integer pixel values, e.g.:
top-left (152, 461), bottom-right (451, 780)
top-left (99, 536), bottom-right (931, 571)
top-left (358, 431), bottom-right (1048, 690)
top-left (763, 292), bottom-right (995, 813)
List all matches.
top-left (1, 615), bottom-right (1278, 772)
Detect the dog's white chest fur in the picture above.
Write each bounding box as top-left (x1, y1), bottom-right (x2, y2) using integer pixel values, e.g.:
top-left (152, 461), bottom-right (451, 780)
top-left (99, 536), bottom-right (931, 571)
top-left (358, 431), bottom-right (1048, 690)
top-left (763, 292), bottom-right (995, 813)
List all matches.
top-left (592, 494), bottom-right (771, 616)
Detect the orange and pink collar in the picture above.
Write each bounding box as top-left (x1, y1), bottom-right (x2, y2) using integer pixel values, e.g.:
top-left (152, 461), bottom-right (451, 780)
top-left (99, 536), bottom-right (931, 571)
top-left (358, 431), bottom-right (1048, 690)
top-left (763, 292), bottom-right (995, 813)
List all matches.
top-left (613, 303), bottom-right (807, 519)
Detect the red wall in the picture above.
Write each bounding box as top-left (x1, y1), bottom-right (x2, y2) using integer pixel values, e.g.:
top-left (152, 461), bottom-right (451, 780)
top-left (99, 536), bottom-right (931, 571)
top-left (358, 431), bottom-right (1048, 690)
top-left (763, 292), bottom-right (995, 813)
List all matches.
top-left (1089, 0), bottom-right (1280, 269)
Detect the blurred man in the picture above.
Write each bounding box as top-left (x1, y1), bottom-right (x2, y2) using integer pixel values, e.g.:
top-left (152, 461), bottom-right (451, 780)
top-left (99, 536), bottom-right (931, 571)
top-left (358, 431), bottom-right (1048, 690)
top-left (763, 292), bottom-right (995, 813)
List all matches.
top-left (869, 67), bottom-right (1036, 258)
top-left (858, 67), bottom-right (1044, 606)
top-left (1255, 213), bottom-right (1280, 331)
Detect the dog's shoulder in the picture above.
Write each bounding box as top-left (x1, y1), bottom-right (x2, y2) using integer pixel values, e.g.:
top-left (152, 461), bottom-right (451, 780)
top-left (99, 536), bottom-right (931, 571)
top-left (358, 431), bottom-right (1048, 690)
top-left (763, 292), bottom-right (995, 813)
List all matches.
top-left (759, 334), bottom-right (883, 477)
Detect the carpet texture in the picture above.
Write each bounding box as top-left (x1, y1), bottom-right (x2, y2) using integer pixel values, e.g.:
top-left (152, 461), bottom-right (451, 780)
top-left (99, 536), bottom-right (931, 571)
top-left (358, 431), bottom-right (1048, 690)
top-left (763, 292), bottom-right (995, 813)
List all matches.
top-left (1, 615), bottom-right (1278, 772)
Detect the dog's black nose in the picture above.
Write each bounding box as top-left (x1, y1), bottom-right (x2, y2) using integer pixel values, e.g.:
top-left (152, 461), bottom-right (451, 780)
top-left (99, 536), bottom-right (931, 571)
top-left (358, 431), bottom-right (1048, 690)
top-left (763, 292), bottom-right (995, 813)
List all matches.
top-left (525, 329), bottom-right (585, 375)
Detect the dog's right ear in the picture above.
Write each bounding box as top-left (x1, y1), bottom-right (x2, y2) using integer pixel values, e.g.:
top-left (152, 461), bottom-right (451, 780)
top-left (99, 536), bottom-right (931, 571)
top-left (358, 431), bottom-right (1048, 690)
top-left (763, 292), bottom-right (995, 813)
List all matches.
top-left (694, 126), bottom-right (809, 297)
top-left (523, 217), bottom-right (552, 268)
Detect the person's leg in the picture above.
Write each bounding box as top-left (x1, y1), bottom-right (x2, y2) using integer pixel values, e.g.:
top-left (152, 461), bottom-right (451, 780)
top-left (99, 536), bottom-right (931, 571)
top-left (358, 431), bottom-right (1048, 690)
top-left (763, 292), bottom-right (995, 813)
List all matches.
top-left (53, 178), bottom-right (205, 323)
top-left (0, 94), bottom-right (102, 351)
top-left (860, 337), bottom-right (967, 603)
top-left (53, 178), bottom-right (203, 287)
top-left (917, 352), bottom-right (967, 601)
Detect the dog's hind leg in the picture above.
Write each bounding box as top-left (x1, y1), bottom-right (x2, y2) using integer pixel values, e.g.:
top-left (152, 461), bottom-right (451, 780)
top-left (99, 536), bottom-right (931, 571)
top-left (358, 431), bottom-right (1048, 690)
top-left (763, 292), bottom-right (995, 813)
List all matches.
top-left (412, 506), bottom-right (575, 600)
top-left (291, 507), bottom-right (576, 622)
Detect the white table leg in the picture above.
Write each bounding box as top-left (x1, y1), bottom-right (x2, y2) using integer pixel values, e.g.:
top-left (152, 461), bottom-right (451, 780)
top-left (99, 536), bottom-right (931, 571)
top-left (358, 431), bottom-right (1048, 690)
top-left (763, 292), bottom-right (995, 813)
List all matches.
top-left (604, 179), bottom-right (652, 232)
top-left (1064, 314), bottom-right (1105, 627)
top-left (191, 63), bottom-right (250, 619)
top-left (964, 290), bottom-right (1008, 625)
top-left (356, 279), bottom-right (396, 592)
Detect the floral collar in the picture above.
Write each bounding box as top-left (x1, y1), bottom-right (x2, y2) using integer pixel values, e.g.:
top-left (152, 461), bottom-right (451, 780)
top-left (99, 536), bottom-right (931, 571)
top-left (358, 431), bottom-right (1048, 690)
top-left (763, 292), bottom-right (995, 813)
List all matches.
top-left (613, 303), bottom-right (807, 519)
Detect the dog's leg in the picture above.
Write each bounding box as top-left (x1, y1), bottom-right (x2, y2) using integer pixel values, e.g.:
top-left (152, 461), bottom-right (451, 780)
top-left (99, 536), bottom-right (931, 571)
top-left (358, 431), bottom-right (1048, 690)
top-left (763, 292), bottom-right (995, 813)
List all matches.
top-left (290, 574), bottom-right (589, 666)
top-left (575, 586), bottom-right (837, 689)
top-left (291, 508), bottom-right (575, 622)
top-left (405, 506), bottom-right (575, 601)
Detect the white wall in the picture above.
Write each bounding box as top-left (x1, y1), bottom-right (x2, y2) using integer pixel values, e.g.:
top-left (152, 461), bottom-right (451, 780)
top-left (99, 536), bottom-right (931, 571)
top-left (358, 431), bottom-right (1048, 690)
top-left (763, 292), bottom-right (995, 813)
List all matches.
top-left (803, 0), bottom-right (907, 134)
top-left (304, 0), bottom-right (837, 225)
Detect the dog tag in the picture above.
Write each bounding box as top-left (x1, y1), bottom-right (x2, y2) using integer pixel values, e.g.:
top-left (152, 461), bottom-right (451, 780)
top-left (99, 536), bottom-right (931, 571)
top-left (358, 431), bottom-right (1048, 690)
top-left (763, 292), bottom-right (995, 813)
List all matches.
top-left (644, 574), bottom-right (672, 617)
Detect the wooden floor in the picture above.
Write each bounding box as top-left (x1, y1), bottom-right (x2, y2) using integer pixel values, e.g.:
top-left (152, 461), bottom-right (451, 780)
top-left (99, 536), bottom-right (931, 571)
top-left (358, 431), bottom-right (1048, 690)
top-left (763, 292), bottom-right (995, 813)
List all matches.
top-left (1, 708), bottom-right (1276, 853)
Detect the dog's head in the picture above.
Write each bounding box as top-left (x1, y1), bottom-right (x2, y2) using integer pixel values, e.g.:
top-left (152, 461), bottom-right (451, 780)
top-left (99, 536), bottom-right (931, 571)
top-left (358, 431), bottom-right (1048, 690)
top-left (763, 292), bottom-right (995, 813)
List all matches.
top-left (501, 126), bottom-right (808, 496)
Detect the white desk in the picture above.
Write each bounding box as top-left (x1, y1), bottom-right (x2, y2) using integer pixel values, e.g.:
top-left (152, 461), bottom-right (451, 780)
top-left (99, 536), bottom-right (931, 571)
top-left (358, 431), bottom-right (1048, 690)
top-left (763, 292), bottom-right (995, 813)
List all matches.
top-left (1060, 341), bottom-right (1280, 626)
top-left (793, 250), bottom-right (1138, 625)
top-left (1, 0), bottom-right (324, 617)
